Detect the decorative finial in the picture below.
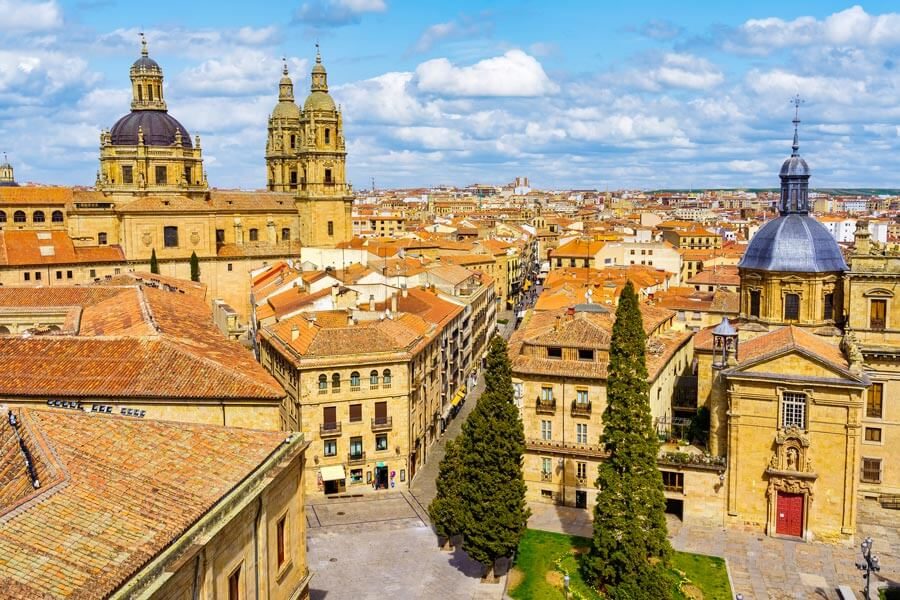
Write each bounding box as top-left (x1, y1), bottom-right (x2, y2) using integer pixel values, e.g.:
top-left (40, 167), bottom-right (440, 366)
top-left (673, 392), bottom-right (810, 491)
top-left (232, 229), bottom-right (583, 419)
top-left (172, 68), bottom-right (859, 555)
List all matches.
top-left (282, 56), bottom-right (288, 75)
top-left (315, 42), bottom-right (321, 63)
top-left (791, 94), bottom-right (804, 157)
top-left (140, 31), bottom-right (148, 57)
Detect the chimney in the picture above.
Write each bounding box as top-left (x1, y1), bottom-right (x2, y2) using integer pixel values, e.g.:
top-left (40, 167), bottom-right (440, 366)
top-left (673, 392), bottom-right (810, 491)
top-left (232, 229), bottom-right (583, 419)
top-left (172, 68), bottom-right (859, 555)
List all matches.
top-left (566, 306), bottom-right (575, 321)
top-left (308, 313), bottom-right (317, 329)
top-left (391, 292), bottom-right (398, 313)
top-left (348, 312), bottom-right (355, 326)
top-left (555, 315), bottom-right (561, 331)
top-left (291, 325), bottom-right (299, 341)
top-left (401, 283), bottom-right (408, 298)
top-left (369, 294), bottom-right (376, 311)
top-left (332, 283), bottom-right (339, 303)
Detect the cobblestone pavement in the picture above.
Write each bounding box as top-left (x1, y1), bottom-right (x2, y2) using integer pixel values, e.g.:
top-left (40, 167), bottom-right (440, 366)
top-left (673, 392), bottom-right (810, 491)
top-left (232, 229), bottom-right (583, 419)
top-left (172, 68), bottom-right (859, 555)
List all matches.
top-left (527, 502), bottom-right (900, 599)
top-left (305, 317), bottom-right (519, 600)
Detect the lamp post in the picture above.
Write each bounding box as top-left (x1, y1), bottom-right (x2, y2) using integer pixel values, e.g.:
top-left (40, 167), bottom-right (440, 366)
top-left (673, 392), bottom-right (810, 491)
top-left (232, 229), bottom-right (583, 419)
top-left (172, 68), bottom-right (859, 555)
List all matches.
top-left (563, 574), bottom-right (570, 599)
top-left (855, 536), bottom-right (880, 599)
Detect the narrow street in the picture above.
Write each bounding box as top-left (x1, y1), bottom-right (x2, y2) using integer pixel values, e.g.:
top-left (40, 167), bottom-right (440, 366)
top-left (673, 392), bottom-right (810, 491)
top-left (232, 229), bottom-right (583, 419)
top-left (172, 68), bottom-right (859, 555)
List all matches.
top-left (408, 310), bottom-right (518, 512)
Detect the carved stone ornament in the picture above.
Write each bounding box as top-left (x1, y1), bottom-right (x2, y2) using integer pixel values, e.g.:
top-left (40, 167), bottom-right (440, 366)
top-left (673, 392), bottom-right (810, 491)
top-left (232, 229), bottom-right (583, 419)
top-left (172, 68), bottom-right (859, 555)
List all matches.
top-left (190, 230), bottom-right (200, 246)
top-left (141, 231), bottom-right (152, 247)
top-left (767, 477), bottom-right (814, 500)
top-left (767, 425), bottom-right (816, 480)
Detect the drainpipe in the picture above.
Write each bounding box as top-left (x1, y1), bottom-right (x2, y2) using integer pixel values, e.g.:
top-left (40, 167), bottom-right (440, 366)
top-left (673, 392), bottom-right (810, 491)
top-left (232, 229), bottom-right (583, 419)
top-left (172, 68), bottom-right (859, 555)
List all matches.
top-left (253, 496), bottom-right (262, 600)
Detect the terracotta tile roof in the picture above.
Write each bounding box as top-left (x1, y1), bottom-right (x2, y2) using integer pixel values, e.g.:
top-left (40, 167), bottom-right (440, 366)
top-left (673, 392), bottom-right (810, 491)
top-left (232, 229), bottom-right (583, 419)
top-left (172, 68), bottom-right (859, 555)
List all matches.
top-left (426, 263), bottom-right (474, 286)
top-left (686, 265), bottom-right (740, 286)
top-left (0, 231), bottom-right (124, 266)
top-left (117, 190), bottom-right (296, 213)
top-left (0, 186), bottom-right (72, 205)
top-left (0, 407), bottom-right (293, 599)
top-left (737, 325), bottom-right (848, 369)
top-left (549, 238), bottom-right (604, 258)
top-left (0, 285), bottom-right (283, 400)
top-left (442, 254), bottom-right (494, 266)
top-left (372, 287), bottom-right (463, 326)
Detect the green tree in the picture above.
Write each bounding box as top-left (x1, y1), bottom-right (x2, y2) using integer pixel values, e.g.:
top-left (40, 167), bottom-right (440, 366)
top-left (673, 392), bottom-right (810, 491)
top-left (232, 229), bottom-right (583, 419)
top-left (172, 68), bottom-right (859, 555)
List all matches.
top-left (427, 438), bottom-right (465, 551)
top-left (459, 336), bottom-right (530, 582)
top-left (149, 248), bottom-right (159, 274)
top-left (583, 281), bottom-right (674, 599)
top-left (190, 251), bottom-right (200, 282)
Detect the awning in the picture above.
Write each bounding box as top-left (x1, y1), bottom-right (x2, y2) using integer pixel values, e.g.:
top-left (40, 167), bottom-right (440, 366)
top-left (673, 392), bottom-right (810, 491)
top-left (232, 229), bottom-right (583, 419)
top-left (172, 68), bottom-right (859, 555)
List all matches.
top-left (320, 465), bottom-right (346, 481)
top-left (451, 389), bottom-right (465, 407)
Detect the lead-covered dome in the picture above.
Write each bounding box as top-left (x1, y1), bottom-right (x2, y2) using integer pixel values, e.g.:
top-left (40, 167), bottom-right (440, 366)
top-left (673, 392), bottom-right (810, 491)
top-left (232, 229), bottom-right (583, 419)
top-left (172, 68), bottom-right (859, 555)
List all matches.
top-left (110, 110), bottom-right (193, 147)
top-left (780, 155), bottom-right (810, 178)
top-left (739, 214), bottom-right (847, 272)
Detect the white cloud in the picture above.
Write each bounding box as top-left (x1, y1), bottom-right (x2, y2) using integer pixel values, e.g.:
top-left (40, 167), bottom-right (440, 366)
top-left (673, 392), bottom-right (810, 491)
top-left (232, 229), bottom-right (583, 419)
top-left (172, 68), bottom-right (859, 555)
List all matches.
top-left (414, 50), bottom-right (558, 97)
top-left (745, 68), bottom-right (866, 104)
top-left (337, 72), bottom-right (442, 125)
top-left (295, 0), bottom-right (386, 27)
top-left (726, 159), bottom-right (767, 173)
top-left (0, 50), bottom-right (94, 96)
top-left (177, 52), bottom-right (307, 96)
top-left (0, 0), bottom-right (62, 33)
top-left (649, 53), bottom-right (724, 90)
top-left (410, 16), bottom-right (492, 54)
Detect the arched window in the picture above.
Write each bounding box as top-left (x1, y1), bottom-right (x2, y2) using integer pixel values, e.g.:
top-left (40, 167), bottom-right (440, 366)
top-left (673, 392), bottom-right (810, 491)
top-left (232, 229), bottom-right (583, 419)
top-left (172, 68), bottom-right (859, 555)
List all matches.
top-left (33, 211), bottom-right (45, 223)
top-left (370, 370), bottom-right (379, 387)
top-left (51, 210), bottom-right (63, 223)
top-left (383, 369), bottom-right (392, 386)
top-left (249, 228), bottom-right (259, 242)
top-left (0, 326), bottom-right (9, 334)
top-left (331, 373), bottom-right (341, 389)
top-left (281, 228), bottom-right (290, 241)
top-left (318, 374), bottom-right (327, 391)
top-left (13, 211), bottom-right (26, 223)
top-left (0, 211), bottom-right (6, 223)
top-left (164, 226), bottom-right (178, 247)
top-left (350, 371), bottom-right (360, 388)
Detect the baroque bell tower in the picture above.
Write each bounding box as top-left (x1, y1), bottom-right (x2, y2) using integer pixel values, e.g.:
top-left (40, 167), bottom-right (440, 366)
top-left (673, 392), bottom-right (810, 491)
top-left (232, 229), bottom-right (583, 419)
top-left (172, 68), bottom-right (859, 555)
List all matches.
top-left (294, 47), bottom-right (353, 247)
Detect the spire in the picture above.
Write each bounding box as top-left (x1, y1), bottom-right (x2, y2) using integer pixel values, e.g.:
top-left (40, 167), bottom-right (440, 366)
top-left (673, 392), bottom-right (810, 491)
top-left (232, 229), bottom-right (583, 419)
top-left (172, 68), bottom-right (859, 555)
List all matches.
top-left (315, 42), bottom-right (321, 65)
top-left (282, 56), bottom-right (288, 76)
top-left (791, 93), bottom-right (803, 157)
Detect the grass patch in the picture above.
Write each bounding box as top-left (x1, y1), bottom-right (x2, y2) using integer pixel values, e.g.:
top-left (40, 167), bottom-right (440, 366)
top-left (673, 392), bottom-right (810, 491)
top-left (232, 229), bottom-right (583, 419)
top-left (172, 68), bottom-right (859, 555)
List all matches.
top-left (509, 529), bottom-right (732, 600)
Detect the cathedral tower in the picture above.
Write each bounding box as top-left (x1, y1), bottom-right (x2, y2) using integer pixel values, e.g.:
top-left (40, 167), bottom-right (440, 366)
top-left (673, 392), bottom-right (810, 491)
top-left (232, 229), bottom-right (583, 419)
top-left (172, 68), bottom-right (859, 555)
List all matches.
top-left (266, 60), bottom-right (302, 192)
top-left (0, 154), bottom-right (17, 187)
top-left (293, 48), bottom-right (353, 247)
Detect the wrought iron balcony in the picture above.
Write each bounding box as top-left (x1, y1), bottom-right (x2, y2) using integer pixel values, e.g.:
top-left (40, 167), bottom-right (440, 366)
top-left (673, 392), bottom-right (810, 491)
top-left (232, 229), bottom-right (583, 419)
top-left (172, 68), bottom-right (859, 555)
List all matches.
top-left (540, 471), bottom-right (553, 482)
top-left (371, 416), bottom-right (393, 432)
top-left (347, 452), bottom-right (366, 465)
top-left (571, 401), bottom-right (592, 417)
top-left (319, 422), bottom-right (342, 437)
top-left (535, 397), bottom-right (556, 414)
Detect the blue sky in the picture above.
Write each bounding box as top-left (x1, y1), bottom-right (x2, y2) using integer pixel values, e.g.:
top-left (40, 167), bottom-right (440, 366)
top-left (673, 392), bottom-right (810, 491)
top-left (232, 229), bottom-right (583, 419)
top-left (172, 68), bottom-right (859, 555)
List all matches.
top-left (3, 1), bottom-right (900, 190)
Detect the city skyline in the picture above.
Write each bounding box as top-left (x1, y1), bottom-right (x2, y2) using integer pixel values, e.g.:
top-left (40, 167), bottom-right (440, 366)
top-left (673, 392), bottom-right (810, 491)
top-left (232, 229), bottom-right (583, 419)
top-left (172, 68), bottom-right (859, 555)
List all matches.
top-left (3, 1), bottom-right (900, 190)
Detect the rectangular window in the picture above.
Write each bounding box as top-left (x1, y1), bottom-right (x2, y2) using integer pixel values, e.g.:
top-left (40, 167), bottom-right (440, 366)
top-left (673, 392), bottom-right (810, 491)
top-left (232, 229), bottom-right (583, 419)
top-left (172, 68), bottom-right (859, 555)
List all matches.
top-left (374, 401), bottom-right (387, 425)
top-left (541, 457), bottom-right (552, 476)
top-left (227, 263), bottom-right (233, 272)
top-left (66, 271), bottom-right (72, 279)
top-left (184, 166), bottom-right (192, 184)
top-left (324, 168), bottom-right (332, 183)
top-left (328, 221), bottom-right (334, 236)
top-left (350, 468), bottom-right (363, 484)
top-left (867, 383), bottom-right (883, 418)
top-left (155, 166), bottom-right (167, 185)
top-left (349, 403), bottom-right (362, 422)
top-left (864, 427), bottom-right (882, 442)
top-left (749, 290), bottom-right (760, 318)
top-left (122, 165), bottom-right (133, 184)
top-left (871, 299), bottom-right (887, 330)
top-left (228, 565), bottom-right (241, 600)
top-left (576, 461), bottom-right (587, 481)
top-left (576, 389), bottom-right (588, 404)
top-left (781, 391), bottom-right (806, 430)
top-left (324, 128), bottom-right (331, 144)
top-left (89, 269), bottom-right (96, 278)
top-left (376, 433), bottom-right (388, 451)
top-left (55, 271), bottom-right (62, 280)
top-left (547, 346), bottom-right (562, 359)
top-left (282, 227), bottom-right (290, 241)
top-left (323, 406), bottom-right (336, 428)
top-left (35, 272), bottom-right (41, 281)
top-left (323, 439), bottom-right (336, 457)
top-left (216, 228), bottom-right (225, 244)
top-left (24, 273), bottom-right (30, 281)
top-left (163, 226), bottom-right (178, 248)
top-left (661, 471), bottom-right (685, 492)
top-left (576, 423), bottom-right (588, 444)
top-left (350, 436), bottom-right (363, 459)
top-left (784, 293), bottom-right (800, 321)
top-left (823, 293), bottom-right (834, 321)
top-left (861, 458), bottom-right (882, 483)
top-left (541, 386), bottom-right (553, 401)
top-left (98, 232), bottom-right (107, 245)
top-left (578, 349), bottom-right (594, 361)
top-left (276, 516), bottom-right (287, 567)
top-left (541, 420), bottom-right (552, 440)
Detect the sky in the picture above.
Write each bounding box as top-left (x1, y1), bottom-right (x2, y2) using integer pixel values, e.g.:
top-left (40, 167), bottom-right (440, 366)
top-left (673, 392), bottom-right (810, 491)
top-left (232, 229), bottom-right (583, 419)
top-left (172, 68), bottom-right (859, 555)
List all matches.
top-left (3, 1), bottom-right (900, 191)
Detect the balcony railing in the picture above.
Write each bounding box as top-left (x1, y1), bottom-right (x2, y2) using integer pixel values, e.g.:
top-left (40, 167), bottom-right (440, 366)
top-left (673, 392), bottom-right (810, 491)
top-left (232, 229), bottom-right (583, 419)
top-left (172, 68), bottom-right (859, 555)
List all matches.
top-left (371, 416), bottom-right (393, 432)
top-left (535, 397), bottom-right (557, 414)
top-left (320, 422), bottom-right (342, 437)
top-left (348, 452), bottom-right (366, 465)
top-left (571, 401), bottom-right (592, 417)
top-left (540, 471), bottom-right (553, 482)
top-left (575, 476), bottom-right (588, 487)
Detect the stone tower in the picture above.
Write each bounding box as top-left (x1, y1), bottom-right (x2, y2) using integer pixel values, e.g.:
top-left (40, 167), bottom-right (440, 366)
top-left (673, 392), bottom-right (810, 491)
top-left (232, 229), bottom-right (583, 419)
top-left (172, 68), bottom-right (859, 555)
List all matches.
top-left (294, 48), bottom-right (353, 247)
top-left (266, 60), bottom-right (302, 192)
top-left (0, 154), bottom-right (17, 187)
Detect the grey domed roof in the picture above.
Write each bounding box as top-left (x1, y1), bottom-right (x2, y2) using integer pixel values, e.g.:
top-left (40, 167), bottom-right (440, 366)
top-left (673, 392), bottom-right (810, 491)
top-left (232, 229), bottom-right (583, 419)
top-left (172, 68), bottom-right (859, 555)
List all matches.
top-left (132, 55), bottom-right (161, 71)
top-left (739, 214), bottom-right (847, 272)
top-left (780, 155), bottom-right (810, 177)
top-left (110, 110), bottom-right (192, 147)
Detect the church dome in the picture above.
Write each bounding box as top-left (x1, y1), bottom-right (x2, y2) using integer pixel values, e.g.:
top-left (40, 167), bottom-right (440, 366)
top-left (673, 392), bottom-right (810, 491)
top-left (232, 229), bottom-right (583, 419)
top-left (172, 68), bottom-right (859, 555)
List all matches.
top-left (739, 214), bottom-right (847, 272)
top-left (110, 110), bottom-right (193, 147)
top-left (132, 55), bottom-right (161, 72)
top-left (780, 155), bottom-right (810, 178)
top-left (272, 101), bottom-right (301, 119)
top-left (303, 91), bottom-right (335, 112)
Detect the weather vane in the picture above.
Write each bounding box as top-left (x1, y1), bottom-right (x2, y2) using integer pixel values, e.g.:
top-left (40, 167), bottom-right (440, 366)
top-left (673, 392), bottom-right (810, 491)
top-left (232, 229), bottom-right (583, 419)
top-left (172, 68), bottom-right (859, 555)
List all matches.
top-left (791, 94), bottom-right (804, 123)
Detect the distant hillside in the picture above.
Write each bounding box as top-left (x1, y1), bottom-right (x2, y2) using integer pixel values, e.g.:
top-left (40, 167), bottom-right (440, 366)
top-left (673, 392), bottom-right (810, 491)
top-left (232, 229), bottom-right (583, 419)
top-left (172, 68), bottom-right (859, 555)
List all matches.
top-left (648, 188), bottom-right (900, 195)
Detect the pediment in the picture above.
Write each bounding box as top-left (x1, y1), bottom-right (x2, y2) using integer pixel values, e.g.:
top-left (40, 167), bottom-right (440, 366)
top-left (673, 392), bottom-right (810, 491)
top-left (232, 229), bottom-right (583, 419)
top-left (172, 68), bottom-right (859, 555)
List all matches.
top-left (727, 347), bottom-right (860, 383)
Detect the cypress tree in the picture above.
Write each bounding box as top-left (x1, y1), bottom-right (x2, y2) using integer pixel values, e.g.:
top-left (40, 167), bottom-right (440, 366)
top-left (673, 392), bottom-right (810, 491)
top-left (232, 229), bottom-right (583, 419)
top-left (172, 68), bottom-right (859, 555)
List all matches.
top-left (149, 248), bottom-right (159, 274)
top-left (427, 438), bottom-right (464, 550)
top-left (583, 281), bottom-right (674, 599)
top-left (459, 336), bottom-right (530, 582)
top-left (190, 251), bottom-right (200, 282)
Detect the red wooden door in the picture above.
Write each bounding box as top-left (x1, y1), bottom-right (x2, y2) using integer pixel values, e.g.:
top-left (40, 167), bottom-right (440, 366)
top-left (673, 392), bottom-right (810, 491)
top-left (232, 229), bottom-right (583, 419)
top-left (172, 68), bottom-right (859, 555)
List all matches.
top-left (776, 492), bottom-right (804, 537)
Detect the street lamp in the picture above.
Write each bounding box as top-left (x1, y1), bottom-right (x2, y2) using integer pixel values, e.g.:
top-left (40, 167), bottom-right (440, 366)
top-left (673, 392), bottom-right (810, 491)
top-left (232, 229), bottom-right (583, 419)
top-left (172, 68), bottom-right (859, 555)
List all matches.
top-left (855, 536), bottom-right (880, 599)
top-left (563, 574), bottom-right (570, 599)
